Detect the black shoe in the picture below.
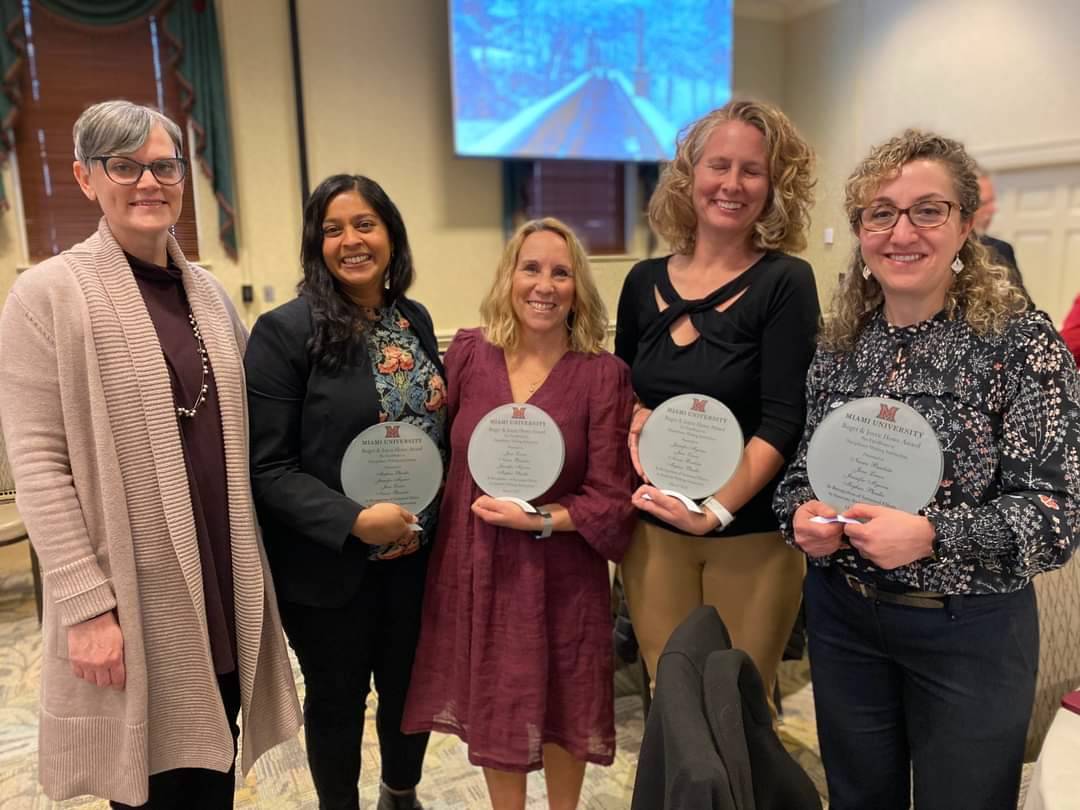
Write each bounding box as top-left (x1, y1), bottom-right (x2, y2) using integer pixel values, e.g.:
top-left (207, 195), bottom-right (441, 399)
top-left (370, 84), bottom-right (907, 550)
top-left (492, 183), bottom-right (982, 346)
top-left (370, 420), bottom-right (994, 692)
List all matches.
top-left (377, 785), bottom-right (424, 810)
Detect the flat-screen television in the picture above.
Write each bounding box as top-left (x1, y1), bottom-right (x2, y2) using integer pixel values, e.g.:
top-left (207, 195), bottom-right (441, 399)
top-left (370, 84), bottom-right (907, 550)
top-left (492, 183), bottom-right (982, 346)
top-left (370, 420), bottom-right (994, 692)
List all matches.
top-left (449, 0), bottom-right (733, 162)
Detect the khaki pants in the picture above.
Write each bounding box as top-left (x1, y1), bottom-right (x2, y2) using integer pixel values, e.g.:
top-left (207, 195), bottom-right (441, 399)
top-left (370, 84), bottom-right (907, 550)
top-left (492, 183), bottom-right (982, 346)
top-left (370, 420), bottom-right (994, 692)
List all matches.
top-left (620, 520), bottom-right (805, 700)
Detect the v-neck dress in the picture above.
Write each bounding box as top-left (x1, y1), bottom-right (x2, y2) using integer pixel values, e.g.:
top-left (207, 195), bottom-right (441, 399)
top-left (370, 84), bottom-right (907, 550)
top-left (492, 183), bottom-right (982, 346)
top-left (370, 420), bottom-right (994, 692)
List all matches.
top-left (402, 328), bottom-right (637, 772)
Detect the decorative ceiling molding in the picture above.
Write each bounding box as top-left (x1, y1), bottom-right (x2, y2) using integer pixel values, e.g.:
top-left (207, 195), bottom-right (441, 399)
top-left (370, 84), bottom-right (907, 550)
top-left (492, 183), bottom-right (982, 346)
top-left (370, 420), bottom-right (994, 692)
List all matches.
top-left (973, 138), bottom-right (1080, 172)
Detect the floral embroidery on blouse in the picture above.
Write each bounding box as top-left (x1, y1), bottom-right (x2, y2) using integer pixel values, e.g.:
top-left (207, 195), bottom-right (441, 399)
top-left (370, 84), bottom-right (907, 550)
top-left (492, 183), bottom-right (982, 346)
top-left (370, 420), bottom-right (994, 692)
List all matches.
top-left (773, 308), bottom-right (1080, 594)
top-left (364, 305), bottom-right (447, 561)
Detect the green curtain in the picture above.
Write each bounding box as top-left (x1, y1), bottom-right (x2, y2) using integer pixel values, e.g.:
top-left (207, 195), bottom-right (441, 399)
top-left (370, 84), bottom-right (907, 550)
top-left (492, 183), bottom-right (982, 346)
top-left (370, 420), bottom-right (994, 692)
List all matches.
top-left (164, 0), bottom-right (237, 257)
top-left (0, 0), bottom-right (24, 211)
top-left (36, 0), bottom-right (157, 25)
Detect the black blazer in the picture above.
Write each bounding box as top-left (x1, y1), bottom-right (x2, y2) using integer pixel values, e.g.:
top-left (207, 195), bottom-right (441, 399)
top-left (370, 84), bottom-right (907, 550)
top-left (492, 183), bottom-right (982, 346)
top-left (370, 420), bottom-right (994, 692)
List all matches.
top-left (245, 294), bottom-right (444, 608)
top-left (631, 606), bottom-right (820, 810)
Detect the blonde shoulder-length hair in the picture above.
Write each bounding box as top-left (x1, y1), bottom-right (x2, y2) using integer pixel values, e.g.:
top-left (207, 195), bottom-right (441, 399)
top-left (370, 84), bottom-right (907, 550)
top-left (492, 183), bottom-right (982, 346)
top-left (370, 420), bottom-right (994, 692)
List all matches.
top-left (480, 218), bottom-right (608, 354)
top-left (648, 97), bottom-right (815, 255)
top-left (821, 129), bottom-right (1029, 351)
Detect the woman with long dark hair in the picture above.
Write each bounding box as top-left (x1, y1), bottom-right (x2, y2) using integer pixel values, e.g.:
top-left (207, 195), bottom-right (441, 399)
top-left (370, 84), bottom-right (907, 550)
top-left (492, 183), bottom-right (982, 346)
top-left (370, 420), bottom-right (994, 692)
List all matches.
top-left (246, 174), bottom-right (444, 810)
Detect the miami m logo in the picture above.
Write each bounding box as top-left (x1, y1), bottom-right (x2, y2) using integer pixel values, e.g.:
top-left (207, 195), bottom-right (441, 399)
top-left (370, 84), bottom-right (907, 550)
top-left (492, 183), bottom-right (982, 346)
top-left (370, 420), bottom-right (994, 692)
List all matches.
top-left (385, 425), bottom-right (400, 438)
top-left (877, 403), bottom-right (898, 423)
top-left (691, 398), bottom-right (707, 413)
top-left (512, 407), bottom-right (527, 419)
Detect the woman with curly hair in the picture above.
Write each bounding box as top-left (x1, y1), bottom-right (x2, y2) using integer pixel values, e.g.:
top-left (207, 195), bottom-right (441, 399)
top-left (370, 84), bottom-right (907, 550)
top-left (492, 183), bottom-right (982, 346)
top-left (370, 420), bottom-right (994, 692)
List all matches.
top-left (773, 130), bottom-right (1080, 809)
top-left (403, 218), bottom-right (636, 810)
top-left (615, 98), bottom-right (820, 699)
top-left (245, 174), bottom-right (444, 810)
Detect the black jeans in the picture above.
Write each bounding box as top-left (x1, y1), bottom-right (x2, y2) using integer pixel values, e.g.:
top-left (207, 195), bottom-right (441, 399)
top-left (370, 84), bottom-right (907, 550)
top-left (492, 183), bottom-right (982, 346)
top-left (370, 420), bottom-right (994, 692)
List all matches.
top-left (111, 670), bottom-right (241, 810)
top-left (805, 565), bottom-right (1038, 810)
top-left (278, 549), bottom-right (430, 810)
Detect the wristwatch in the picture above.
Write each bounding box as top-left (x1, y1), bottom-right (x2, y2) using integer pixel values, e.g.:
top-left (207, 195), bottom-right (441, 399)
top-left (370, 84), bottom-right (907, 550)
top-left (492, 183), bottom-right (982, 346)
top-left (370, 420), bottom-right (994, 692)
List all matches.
top-left (534, 509), bottom-right (553, 539)
top-left (701, 497), bottom-right (735, 529)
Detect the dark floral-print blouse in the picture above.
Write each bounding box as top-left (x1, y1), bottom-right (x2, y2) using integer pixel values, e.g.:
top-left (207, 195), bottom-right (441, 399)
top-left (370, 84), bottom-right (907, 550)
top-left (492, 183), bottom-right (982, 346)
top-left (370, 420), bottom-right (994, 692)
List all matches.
top-left (363, 305), bottom-right (447, 561)
top-left (773, 308), bottom-right (1080, 594)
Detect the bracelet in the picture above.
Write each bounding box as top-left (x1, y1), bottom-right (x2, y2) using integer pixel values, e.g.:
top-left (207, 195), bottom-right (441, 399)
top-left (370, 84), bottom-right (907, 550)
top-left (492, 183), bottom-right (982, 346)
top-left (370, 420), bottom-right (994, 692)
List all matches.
top-left (701, 497), bottom-right (735, 529)
top-left (534, 509), bottom-right (553, 539)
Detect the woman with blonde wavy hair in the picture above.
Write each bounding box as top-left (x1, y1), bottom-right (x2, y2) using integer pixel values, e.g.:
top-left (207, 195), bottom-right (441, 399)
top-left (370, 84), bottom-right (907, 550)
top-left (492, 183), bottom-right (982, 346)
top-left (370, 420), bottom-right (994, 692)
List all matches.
top-left (615, 98), bottom-right (821, 703)
top-left (404, 218), bottom-right (636, 809)
top-left (774, 130), bottom-right (1080, 809)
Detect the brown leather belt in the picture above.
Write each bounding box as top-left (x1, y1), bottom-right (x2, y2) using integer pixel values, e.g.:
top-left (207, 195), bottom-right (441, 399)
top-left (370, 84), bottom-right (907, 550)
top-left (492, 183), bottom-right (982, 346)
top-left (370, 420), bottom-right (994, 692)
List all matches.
top-left (841, 572), bottom-right (946, 609)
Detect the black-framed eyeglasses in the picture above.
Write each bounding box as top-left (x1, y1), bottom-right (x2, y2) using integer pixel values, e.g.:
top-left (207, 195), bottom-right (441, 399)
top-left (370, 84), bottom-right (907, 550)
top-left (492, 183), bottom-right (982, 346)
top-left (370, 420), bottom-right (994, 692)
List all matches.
top-left (858, 200), bottom-right (959, 232)
top-left (90, 155), bottom-right (188, 186)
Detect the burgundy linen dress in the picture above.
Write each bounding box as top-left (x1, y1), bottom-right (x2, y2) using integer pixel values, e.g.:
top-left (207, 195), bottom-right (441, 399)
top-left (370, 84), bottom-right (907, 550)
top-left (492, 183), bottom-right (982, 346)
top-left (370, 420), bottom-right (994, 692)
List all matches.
top-left (402, 328), bottom-right (636, 772)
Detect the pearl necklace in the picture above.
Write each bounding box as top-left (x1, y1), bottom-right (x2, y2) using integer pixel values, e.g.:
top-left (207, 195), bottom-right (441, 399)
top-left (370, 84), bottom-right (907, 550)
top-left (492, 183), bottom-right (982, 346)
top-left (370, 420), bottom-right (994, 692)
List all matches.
top-left (176, 311), bottom-right (210, 419)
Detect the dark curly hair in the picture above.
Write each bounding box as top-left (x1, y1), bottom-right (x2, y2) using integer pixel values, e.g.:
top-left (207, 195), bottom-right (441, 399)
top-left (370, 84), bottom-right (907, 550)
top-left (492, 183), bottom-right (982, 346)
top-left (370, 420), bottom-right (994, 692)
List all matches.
top-left (298, 174), bottom-right (415, 372)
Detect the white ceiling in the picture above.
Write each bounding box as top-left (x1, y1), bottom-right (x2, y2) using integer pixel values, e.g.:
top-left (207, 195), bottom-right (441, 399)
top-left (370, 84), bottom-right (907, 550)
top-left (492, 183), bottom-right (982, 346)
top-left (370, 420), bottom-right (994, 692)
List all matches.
top-left (734, 0), bottom-right (840, 22)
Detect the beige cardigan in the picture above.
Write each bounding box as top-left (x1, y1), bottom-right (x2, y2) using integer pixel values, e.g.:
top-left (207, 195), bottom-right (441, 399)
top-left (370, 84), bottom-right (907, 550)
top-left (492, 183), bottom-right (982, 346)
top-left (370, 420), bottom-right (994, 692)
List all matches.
top-left (0, 220), bottom-right (301, 804)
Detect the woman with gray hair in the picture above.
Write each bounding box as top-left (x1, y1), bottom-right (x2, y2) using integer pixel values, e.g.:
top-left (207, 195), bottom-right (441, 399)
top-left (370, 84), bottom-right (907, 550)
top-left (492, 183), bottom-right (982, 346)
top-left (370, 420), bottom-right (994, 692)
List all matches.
top-left (0, 100), bottom-right (300, 807)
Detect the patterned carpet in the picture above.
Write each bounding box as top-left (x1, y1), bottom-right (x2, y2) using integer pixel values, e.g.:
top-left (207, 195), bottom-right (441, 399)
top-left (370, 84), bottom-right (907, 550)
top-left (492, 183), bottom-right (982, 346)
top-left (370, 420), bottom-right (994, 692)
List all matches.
top-left (0, 541), bottom-right (828, 808)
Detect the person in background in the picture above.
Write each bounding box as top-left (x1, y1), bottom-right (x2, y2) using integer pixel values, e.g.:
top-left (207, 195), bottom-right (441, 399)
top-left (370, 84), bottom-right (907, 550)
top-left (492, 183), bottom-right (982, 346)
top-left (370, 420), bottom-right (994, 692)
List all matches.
top-left (775, 129), bottom-right (1080, 810)
top-left (974, 168), bottom-right (1033, 307)
top-left (615, 98), bottom-right (820, 707)
top-left (403, 218), bottom-right (636, 810)
top-left (0, 100), bottom-right (301, 808)
top-left (245, 174), bottom-right (444, 810)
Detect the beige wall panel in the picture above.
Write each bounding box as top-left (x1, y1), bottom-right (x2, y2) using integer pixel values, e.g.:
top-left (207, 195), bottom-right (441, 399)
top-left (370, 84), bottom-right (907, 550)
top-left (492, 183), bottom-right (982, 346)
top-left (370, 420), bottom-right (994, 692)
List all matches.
top-left (783, 0), bottom-right (863, 303)
top-left (733, 16), bottom-right (786, 105)
top-left (296, 0), bottom-right (504, 335)
top-left (211, 0), bottom-right (303, 324)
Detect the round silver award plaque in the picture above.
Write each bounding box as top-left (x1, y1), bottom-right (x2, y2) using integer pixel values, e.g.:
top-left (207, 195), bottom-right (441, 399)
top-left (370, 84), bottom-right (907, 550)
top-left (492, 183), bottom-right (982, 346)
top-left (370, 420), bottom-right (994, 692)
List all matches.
top-left (807, 397), bottom-right (943, 514)
top-left (467, 402), bottom-right (566, 513)
top-left (340, 421), bottom-right (443, 521)
top-left (638, 394), bottom-right (744, 513)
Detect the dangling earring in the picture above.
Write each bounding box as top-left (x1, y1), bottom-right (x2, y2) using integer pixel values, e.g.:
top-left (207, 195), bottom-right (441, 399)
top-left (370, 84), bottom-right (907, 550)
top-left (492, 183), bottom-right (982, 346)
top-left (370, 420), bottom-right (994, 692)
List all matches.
top-left (951, 255), bottom-right (964, 275)
top-left (862, 265), bottom-right (872, 280)
top-left (565, 309), bottom-right (575, 332)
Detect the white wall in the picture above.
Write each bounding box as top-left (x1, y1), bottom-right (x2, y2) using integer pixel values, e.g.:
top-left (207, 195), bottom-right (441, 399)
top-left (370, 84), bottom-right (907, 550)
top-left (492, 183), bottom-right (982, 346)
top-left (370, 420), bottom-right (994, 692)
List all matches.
top-left (785, 0), bottom-right (1080, 302)
top-left (856, 0), bottom-right (1080, 160)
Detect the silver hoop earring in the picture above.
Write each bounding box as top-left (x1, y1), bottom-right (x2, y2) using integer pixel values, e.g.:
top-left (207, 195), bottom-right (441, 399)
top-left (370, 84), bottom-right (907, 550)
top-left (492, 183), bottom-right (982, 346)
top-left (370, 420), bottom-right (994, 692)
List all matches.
top-left (862, 265), bottom-right (872, 280)
top-left (951, 255), bottom-right (964, 275)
